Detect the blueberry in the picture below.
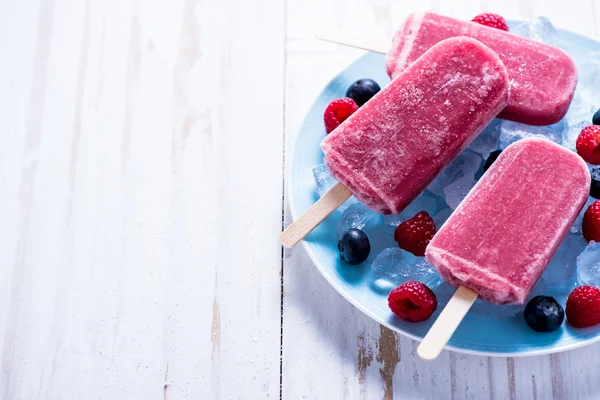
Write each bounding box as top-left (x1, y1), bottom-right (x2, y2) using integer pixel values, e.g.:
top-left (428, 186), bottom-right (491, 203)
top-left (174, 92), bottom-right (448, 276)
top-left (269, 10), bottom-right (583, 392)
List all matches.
top-left (524, 295), bottom-right (564, 333)
top-left (593, 109), bottom-right (600, 125)
top-left (483, 150), bottom-right (502, 172)
top-left (338, 229), bottom-right (371, 265)
top-left (346, 79), bottom-right (381, 107)
top-left (591, 167), bottom-right (600, 199)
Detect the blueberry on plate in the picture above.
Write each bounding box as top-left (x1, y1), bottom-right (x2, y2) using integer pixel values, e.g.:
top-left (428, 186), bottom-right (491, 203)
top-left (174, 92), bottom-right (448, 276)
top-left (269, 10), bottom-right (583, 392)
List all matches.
top-left (338, 228), bottom-right (371, 265)
top-left (591, 167), bottom-right (600, 199)
top-left (483, 150), bottom-right (502, 172)
top-left (524, 295), bottom-right (564, 333)
top-left (346, 79), bottom-right (381, 107)
top-left (593, 108), bottom-right (600, 125)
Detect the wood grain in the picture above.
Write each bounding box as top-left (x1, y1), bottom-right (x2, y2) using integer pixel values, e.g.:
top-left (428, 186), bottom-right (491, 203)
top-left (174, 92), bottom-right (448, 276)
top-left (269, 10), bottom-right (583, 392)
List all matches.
top-left (0, 0), bottom-right (284, 398)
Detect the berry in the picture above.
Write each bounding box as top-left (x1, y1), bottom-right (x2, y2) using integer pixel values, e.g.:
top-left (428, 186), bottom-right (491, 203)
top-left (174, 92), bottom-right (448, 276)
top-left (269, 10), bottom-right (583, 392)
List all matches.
top-left (524, 296), bottom-right (564, 332)
top-left (590, 167), bottom-right (600, 199)
top-left (346, 79), bottom-right (381, 107)
top-left (388, 281), bottom-right (437, 322)
top-left (471, 13), bottom-right (509, 31)
top-left (483, 150), bottom-right (502, 172)
top-left (576, 125), bottom-right (600, 165)
top-left (394, 211), bottom-right (436, 256)
top-left (593, 109), bottom-right (600, 126)
top-left (338, 228), bottom-right (370, 265)
top-left (583, 201), bottom-right (600, 242)
top-left (324, 98), bottom-right (358, 134)
top-left (566, 285), bottom-right (600, 328)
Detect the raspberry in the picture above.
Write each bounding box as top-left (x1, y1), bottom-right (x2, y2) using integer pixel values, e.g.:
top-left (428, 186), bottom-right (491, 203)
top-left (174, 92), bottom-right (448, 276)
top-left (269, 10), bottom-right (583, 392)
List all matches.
top-left (388, 281), bottom-right (437, 322)
top-left (566, 286), bottom-right (600, 328)
top-left (576, 125), bottom-right (600, 165)
top-left (471, 13), bottom-right (509, 31)
top-left (324, 98), bottom-right (358, 134)
top-left (583, 201), bottom-right (600, 242)
top-left (394, 211), bottom-right (437, 256)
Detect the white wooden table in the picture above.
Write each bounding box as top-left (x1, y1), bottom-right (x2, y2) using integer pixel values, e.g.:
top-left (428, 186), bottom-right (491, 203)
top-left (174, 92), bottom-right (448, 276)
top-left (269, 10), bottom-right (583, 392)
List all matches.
top-left (2, 0), bottom-right (600, 399)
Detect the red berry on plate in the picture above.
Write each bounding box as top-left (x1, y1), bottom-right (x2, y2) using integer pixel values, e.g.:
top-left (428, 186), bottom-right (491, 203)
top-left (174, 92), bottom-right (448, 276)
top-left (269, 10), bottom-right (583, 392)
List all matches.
top-left (576, 125), bottom-right (600, 165)
top-left (566, 285), bottom-right (600, 328)
top-left (388, 281), bottom-right (437, 322)
top-left (583, 200), bottom-right (600, 242)
top-left (471, 13), bottom-right (509, 31)
top-left (394, 211), bottom-right (437, 256)
top-left (324, 97), bottom-right (358, 134)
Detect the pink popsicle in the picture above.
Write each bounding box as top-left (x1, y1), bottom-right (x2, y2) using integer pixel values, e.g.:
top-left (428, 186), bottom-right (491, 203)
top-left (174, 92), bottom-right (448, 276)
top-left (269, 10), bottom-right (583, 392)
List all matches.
top-left (321, 37), bottom-right (509, 215)
top-left (385, 12), bottom-right (577, 126)
top-left (426, 138), bottom-right (590, 305)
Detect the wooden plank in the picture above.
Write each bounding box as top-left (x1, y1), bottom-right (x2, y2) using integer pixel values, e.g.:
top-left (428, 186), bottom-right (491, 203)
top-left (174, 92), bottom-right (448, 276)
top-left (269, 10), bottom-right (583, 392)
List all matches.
top-left (282, 0), bottom-right (600, 399)
top-left (0, 0), bottom-right (284, 398)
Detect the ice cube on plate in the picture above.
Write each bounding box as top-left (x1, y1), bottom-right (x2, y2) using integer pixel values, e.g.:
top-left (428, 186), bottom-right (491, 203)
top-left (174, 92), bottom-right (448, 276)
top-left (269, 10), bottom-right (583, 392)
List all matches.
top-left (511, 17), bottom-right (563, 48)
top-left (577, 241), bottom-right (600, 287)
top-left (336, 202), bottom-right (382, 239)
top-left (576, 52), bottom-right (600, 106)
top-left (313, 164), bottom-right (337, 196)
top-left (443, 175), bottom-right (477, 210)
top-left (427, 150), bottom-right (481, 196)
top-left (544, 233), bottom-right (587, 286)
top-left (499, 120), bottom-right (563, 149)
top-left (371, 248), bottom-right (439, 286)
top-left (467, 119), bottom-right (501, 157)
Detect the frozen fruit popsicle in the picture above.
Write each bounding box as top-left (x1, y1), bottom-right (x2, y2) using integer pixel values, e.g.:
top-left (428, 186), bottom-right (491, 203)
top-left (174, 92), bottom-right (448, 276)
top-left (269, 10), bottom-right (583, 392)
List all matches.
top-left (426, 138), bottom-right (590, 305)
top-left (417, 137), bottom-right (589, 361)
top-left (386, 12), bottom-right (577, 126)
top-left (280, 36), bottom-right (509, 247)
top-left (322, 37), bottom-right (509, 215)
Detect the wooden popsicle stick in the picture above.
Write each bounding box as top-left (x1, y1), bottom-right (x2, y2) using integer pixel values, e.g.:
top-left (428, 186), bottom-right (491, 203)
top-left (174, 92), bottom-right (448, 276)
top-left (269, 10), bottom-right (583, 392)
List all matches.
top-left (315, 28), bottom-right (389, 54)
top-left (280, 182), bottom-right (352, 248)
top-left (417, 286), bottom-right (478, 361)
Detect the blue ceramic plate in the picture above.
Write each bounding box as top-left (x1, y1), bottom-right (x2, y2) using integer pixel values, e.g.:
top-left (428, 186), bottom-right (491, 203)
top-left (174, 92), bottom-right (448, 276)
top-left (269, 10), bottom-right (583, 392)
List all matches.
top-left (288, 21), bottom-right (600, 356)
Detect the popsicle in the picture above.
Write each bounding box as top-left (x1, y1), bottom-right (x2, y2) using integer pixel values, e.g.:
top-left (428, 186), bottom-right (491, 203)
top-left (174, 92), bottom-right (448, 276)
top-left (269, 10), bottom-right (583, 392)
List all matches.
top-left (280, 37), bottom-right (509, 247)
top-left (418, 137), bottom-right (590, 360)
top-left (318, 12), bottom-right (577, 126)
top-left (427, 137), bottom-right (590, 305)
top-left (322, 36), bottom-right (509, 215)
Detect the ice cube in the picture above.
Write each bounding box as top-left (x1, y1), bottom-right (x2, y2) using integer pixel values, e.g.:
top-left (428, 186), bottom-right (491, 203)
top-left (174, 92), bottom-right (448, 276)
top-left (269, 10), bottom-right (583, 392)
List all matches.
top-left (576, 52), bottom-right (600, 106)
top-left (312, 164), bottom-right (337, 196)
top-left (577, 241), bottom-right (600, 287)
top-left (544, 233), bottom-right (588, 286)
top-left (468, 119), bottom-right (501, 157)
top-left (371, 248), bottom-right (439, 286)
top-left (562, 121), bottom-right (588, 151)
top-left (443, 175), bottom-right (477, 210)
top-left (427, 150), bottom-right (481, 196)
top-left (499, 121), bottom-right (563, 149)
top-left (336, 202), bottom-right (382, 239)
top-left (511, 17), bottom-right (564, 49)
top-left (384, 192), bottom-right (438, 227)
top-left (433, 207), bottom-right (453, 228)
